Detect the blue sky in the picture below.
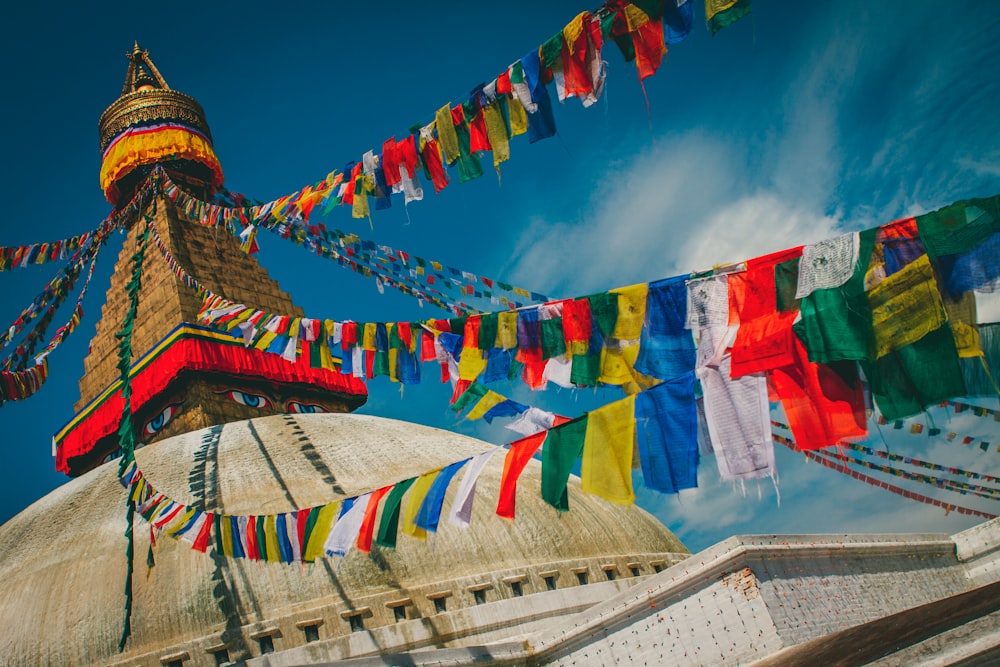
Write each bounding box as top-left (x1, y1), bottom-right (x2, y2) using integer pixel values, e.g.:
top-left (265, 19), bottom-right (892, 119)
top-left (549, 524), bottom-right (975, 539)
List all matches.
top-left (2, 1), bottom-right (1000, 552)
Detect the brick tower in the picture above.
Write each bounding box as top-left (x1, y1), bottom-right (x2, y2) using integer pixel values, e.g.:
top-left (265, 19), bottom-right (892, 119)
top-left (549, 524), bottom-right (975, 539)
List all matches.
top-left (56, 45), bottom-right (366, 476)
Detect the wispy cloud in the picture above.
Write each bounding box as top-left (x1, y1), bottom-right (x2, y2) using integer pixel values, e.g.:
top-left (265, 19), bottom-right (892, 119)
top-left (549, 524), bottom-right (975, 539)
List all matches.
top-left (507, 129), bottom-right (846, 297)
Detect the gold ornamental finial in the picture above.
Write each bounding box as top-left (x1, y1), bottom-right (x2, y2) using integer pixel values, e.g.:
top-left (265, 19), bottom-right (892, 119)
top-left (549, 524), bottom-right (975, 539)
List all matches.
top-left (120, 42), bottom-right (170, 95)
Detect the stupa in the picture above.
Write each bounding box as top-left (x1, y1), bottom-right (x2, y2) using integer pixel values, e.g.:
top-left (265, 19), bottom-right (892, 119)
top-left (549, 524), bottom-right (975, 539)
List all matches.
top-left (0, 46), bottom-right (689, 666)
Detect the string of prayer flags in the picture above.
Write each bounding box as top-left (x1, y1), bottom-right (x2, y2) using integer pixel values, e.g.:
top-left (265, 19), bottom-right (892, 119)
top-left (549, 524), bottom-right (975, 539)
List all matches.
top-left (814, 447), bottom-right (1000, 502)
top-left (185, 188), bottom-right (1000, 441)
top-left (771, 434), bottom-right (996, 520)
top-left (771, 419), bottom-right (1000, 489)
top-left (0, 360), bottom-right (49, 404)
top-left (120, 166), bottom-right (1000, 520)
top-left (0, 246), bottom-right (103, 404)
top-left (0, 230), bottom-right (95, 272)
top-left (165, 174), bottom-right (547, 314)
top-left (147, 1), bottom-right (748, 230)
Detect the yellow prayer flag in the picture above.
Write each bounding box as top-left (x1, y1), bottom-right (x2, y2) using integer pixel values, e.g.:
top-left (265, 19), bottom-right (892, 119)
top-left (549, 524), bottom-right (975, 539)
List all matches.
top-left (165, 508), bottom-right (196, 537)
top-left (482, 102), bottom-right (510, 170)
top-left (582, 395), bottom-right (637, 505)
top-left (362, 322), bottom-right (378, 351)
top-left (945, 291), bottom-right (982, 358)
top-left (435, 104), bottom-right (461, 165)
top-left (611, 283), bottom-right (648, 340)
top-left (458, 347), bottom-right (488, 381)
top-left (264, 515), bottom-right (281, 563)
top-left (599, 342), bottom-right (641, 386)
top-left (388, 348), bottom-right (399, 382)
top-left (868, 255), bottom-right (946, 359)
top-left (497, 311), bottom-right (519, 349)
top-left (563, 12), bottom-right (588, 52)
top-left (255, 330), bottom-right (278, 351)
top-left (623, 3), bottom-right (651, 31)
top-left (351, 175), bottom-right (372, 220)
top-left (402, 472), bottom-right (436, 540)
top-left (507, 96), bottom-right (528, 137)
top-left (220, 514), bottom-right (234, 558)
top-left (303, 502), bottom-right (340, 562)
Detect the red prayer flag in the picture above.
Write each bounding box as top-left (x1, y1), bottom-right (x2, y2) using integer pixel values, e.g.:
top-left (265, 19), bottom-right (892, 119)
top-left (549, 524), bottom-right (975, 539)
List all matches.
top-left (382, 136), bottom-right (402, 187)
top-left (496, 431), bottom-right (547, 519)
top-left (421, 138), bottom-right (449, 193)
top-left (770, 337), bottom-right (867, 450)
top-left (192, 513), bottom-right (215, 553)
top-left (632, 17), bottom-right (666, 81)
top-left (469, 111), bottom-right (492, 153)
top-left (356, 486), bottom-right (392, 553)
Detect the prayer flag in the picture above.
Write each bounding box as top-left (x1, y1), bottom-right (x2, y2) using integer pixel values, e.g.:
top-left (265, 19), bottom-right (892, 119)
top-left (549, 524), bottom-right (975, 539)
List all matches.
top-left (449, 449), bottom-right (497, 527)
top-left (375, 478), bottom-right (416, 549)
top-left (636, 275), bottom-right (696, 380)
top-left (325, 494), bottom-right (371, 558)
top-left (415, 459), bottom-right (469, 533)
top-left (582, 395), bottom-right (636, 505)
top-left (663, 0), bottom-right (694, 43)
top-left (496, 430), bottom-right (548, 519)
top-left (635, 373), bottom-right (699, 493)
top-left (541, 417), bottom-right (588, 511)
top-left (402, 472), bottom-right (437, 540)
top-left (356, 487), bottom-right (392, 554)
top-left (705, 0), bottom-right (752, 36)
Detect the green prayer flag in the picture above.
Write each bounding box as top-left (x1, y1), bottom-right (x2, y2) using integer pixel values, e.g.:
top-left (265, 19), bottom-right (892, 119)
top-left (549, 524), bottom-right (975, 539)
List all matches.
top-left (587, 292), bottom-right (619, 338)
top-left (452, 382), bottom-right (488, 413)
top-left (571, 352), bottom-right (601, 387)
top-left (863, 326), bottom-right (966, 420)
top-left (540, 317), bottom-right (567, 360)
top-left (373, 349), bottom-right (390, 377)
top-left (915, 195), bottom-right (1000, 259)
top-left (256, 515), bottom-right (268, 561)
top-left (540, 32), bottom-right (564, 69)
top-left (376, 478), bottom-right (417, 549)
top-left (541, 417), bottom-right (588, 511)
top-left (793, 228), bottom-right (877, 364)
top-left (961, 323), bottom-right (1000, 396)
top-left (775, 257), bottom-right (802, 313)
top-left (510, 62), bottom-right (525, 84)
top-left (454, 111), bottom-right (484, 183)
top-left (478, 313), bottom-right (498, 351)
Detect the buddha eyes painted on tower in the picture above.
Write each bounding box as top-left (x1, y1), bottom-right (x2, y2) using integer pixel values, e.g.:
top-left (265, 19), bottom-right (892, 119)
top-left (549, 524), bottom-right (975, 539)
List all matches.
top-left (286, 401), bottom-right (328, 414)
top-left (213, 388), bottom-right (329, 414)
top-left (142, 403), bottom-right (182, 436)
top-left (218, 389), bottom-right (272, 409)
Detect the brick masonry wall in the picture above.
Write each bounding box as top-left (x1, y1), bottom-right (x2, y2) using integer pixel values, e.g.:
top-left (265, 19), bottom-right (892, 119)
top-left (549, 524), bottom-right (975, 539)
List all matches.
top-left (76, 195), bottom-right (304, 411)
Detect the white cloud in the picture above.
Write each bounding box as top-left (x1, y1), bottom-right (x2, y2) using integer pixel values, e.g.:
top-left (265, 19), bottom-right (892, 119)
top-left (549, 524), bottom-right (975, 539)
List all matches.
top-left (506, 130), bottom-right (845, 297)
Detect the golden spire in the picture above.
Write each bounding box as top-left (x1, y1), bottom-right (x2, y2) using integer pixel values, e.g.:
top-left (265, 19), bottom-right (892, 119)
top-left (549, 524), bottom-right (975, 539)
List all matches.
top-left (99, 44), bottom-right (212, 152)
top-left (121, 42), bottom-right (170, 95)
top-left (98, 44), bottom-right (223, 204)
